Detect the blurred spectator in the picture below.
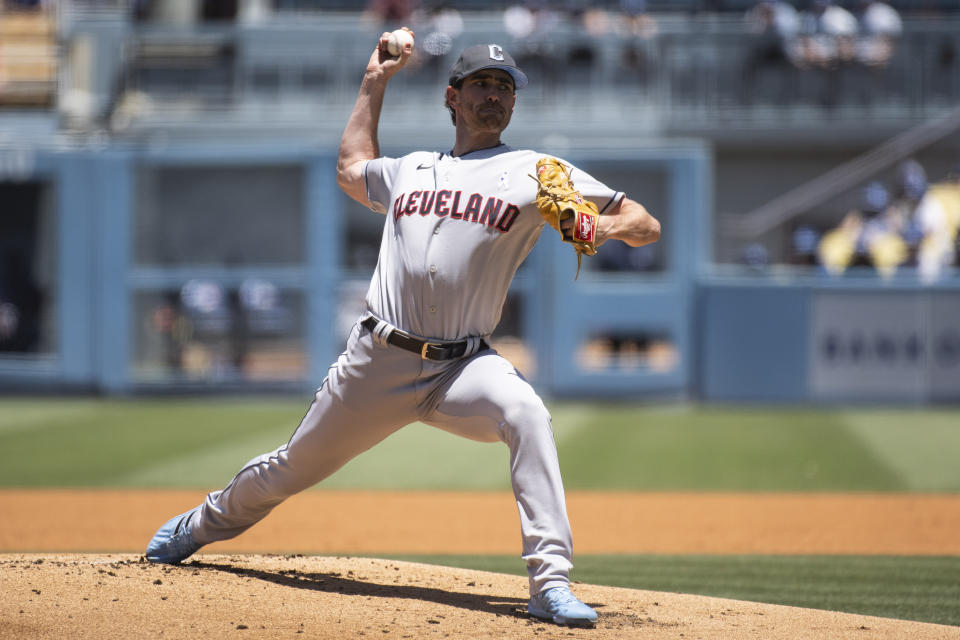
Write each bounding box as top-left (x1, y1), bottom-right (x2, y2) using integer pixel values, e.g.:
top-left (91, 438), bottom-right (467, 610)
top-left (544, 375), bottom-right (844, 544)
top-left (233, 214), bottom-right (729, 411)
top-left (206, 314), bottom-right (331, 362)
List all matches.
top-left (503, 1), bottom-right (563, 87)
top-left (852, 0), bottom-right (902, 68)
top-left (504, 1), bottom-right (563, 42)
top-left (503, 3), bottom-right (536, 40)
top-left (741, 242), bottom-right (770, 271)
top-left (742, 1), bottom-right (800, 102)
top-left (404, 3), bottom-right (463, 80)
top-left (794, 0), bottom-right (858, 69)
top-left (617, 0), bottom-right (659, 88)
top-left (134, 0), bottom-right (235, 24)
top-left (181, 279), bottom-right (230, 336)
top-left (238, 0), bottom-right (272, 24)
top-left (552, 0), bottom-right (607, 82)
top-left (239, 277), bottom-right (290, 334)
top-left (563, 1), bottom-right (601, 74)
top-left (791, 224), bottom-right (820, 265)
top-left (817, 208), bottom-right (863, 275)
top-left (892, 158), bottom-right (928, 210)
top-left (619, 0), bottom-right (658, 37)
top-left (858, 207), bottom-right (908, 279)
top-left (858, 178), bottom-right (912, 278)
top-left (151, 293), bottom-right (186, 373)
top-left (0, 302), bottom-right (20, 345)
top-left (856, 0), bottom-right (902, 35)
top-left (365, 0), bottom-right (418, 28)
top-left (416, 3), bottom-right (462, 57)
top-left (745, 0), bottom-right (800, 64)
top-left (0, 249), bottom-right (42, 352)
top-left (580, 4), bottom-right (612, 38)
top-left (863, 178), bottom-right (891, 213)
top-left (913, 165), bottom-right (960, 282)
top-left (817, 179), bottom-right (909, 278)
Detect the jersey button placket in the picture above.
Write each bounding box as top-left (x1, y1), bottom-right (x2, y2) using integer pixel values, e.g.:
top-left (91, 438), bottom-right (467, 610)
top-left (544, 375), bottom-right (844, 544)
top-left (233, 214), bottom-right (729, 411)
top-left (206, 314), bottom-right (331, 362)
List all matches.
top-left (428, 263), bottom-right (438, 314)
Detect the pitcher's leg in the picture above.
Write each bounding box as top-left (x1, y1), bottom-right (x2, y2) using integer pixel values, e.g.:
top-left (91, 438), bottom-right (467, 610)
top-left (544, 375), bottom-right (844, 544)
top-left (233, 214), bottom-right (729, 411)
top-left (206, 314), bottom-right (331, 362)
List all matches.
top-left (425, 353), bottom-right (573, 595)
top-left (501, 396), bottom-right (573, 595)
top-left (168, 323), bottom-right (418, 549)
top-left (191, 383), bottom-right (410, 545)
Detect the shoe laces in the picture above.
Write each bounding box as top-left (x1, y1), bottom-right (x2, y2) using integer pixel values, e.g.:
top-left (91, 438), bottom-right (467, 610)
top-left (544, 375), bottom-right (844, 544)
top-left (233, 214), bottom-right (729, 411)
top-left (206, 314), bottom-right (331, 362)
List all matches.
top-left (542, 587), bottom-right (580, 609)
top-left (169, 516), bottom-right (196, 551)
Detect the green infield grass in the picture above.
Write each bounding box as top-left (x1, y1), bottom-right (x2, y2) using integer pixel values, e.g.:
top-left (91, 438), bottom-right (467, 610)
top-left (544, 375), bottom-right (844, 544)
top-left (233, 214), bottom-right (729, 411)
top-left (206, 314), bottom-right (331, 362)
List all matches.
top-left (385, 554), bottom-right (960, 627)
top-left (0, 398), bottom-right (958, 491)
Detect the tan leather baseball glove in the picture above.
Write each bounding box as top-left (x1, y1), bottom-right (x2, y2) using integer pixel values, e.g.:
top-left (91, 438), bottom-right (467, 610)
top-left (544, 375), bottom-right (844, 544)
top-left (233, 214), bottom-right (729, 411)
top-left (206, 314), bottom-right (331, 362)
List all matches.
top-left (530, 157), bottom-right (600, 278)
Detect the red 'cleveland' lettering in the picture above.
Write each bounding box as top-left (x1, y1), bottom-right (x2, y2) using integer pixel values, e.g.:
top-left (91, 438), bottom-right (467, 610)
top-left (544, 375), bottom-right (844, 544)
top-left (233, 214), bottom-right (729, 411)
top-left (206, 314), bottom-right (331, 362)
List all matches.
top-left (464, 194), bottom-right (483, 222)
top-left (478, 198), bottom-right (503, 227)
top-left (449, 191), bottom-right (464, 219)
top-left (419, 191), bottom-right (436, 215)
top-left (393, 195), bottom-right (404, 221)
top-left (435, 189), bottom-right (451, 216)
top-left (392, 190), bottom-right (521, 234)
top-left (404, 191), bottom-right (420, 216)
top-left (496, 204), bottom-right (520, 232)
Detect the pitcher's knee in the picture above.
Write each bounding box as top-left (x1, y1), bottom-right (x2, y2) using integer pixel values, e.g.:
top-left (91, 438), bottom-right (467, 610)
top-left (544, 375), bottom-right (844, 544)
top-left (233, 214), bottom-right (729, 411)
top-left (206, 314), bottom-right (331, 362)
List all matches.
top-left (241, 448), bottom-right (317, 499)
top-left (501, 396), bottom-right (552, 441)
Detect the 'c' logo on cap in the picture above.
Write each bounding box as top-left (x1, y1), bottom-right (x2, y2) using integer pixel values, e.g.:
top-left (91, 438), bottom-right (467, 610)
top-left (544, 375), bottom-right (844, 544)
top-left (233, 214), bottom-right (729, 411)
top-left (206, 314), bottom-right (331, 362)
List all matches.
top-left (488, 45), bottom-right (505, 61)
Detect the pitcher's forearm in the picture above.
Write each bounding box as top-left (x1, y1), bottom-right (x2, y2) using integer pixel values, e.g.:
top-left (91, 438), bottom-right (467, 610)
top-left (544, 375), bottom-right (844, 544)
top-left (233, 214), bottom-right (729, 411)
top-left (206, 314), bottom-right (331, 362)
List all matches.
top-left (337, 32), bottom-right (415, 203)
top-left (599, 198), bottom-right (661, 247)
top-left (338, 75), bottom-right (389, 173)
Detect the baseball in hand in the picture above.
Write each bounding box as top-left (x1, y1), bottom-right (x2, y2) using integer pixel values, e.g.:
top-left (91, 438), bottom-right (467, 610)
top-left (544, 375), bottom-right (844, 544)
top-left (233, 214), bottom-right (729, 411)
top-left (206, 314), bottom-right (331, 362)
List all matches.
top-left (386, 28), bottom-right (414, 57)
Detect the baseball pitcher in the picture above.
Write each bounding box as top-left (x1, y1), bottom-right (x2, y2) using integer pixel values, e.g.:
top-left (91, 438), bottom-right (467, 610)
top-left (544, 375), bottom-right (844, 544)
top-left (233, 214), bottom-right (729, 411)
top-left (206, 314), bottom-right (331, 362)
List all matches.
top-left (145, 31), bottom-right (661, 628)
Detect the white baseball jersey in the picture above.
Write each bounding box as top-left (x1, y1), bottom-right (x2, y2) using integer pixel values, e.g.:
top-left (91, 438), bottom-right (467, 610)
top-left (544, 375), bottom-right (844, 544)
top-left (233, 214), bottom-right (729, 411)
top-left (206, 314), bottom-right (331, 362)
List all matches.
top-left (363, 144), bottom-right (624, 340)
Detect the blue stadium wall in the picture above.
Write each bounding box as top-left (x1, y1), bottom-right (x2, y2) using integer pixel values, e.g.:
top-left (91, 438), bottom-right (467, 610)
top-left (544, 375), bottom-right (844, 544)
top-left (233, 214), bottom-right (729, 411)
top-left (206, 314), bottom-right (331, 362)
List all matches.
top-left (1, 140), bottom-right (959, 403)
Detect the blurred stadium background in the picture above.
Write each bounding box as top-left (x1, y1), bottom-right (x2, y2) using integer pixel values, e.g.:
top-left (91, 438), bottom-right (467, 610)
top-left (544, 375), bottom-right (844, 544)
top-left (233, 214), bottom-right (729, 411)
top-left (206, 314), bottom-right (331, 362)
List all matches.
top-left (3, 0), bottom-right (960, 401)
top-left (2, 0), bottom-right (960, 627)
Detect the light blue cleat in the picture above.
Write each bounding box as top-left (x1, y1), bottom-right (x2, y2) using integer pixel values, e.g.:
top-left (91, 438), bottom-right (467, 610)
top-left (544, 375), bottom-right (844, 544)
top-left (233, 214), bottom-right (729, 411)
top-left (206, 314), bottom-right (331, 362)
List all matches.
top-left (528, 586), bottom-right (598, 626)
top-left (145, 506), bottom-right (204, 564)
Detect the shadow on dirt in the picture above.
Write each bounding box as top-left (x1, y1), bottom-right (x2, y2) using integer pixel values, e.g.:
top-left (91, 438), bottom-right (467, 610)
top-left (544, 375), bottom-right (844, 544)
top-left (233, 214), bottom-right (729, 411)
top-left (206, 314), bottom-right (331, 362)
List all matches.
top-left (189, 559), bottom-right (531, 620)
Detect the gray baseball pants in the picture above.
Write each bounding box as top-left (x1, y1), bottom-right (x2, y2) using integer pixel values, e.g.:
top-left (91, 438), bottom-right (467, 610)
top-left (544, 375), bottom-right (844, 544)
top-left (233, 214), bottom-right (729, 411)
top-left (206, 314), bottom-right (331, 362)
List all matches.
top-left (187, 318), bottom-right (574, 595)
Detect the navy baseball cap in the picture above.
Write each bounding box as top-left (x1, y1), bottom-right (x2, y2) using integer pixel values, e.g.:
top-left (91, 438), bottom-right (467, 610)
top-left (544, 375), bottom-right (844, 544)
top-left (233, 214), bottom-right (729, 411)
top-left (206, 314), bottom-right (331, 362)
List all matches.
top-left (448, 44), bottom-right (528, 90)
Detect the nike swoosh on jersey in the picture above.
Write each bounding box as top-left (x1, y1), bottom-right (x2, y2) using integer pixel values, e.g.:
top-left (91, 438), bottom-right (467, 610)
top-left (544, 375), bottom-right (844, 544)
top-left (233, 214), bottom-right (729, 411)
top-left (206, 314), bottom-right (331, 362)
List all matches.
top-left (417, 163), bottom-right (433, 170)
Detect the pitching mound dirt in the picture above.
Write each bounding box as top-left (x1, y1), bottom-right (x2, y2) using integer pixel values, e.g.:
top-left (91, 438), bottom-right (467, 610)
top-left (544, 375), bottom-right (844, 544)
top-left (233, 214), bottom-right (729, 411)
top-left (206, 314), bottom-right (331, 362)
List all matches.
top-left (2, 554), bottom-right (957, 640)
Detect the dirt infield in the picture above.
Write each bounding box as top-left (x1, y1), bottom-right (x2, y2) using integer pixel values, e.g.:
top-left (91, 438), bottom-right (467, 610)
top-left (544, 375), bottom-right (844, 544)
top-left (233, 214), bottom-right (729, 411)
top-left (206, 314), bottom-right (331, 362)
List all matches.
top-left (2, 490), bottom-right (959, 555)
top-left (2, 490), bottom-right (959, 639)
top-left (3, 554), bottom-right (959, 640)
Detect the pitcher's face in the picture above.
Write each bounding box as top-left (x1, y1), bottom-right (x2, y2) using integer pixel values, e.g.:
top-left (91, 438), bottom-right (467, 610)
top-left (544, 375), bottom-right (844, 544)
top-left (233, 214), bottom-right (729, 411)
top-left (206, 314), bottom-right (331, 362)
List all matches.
top-left (448, 69), bottom-right (517, 134)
